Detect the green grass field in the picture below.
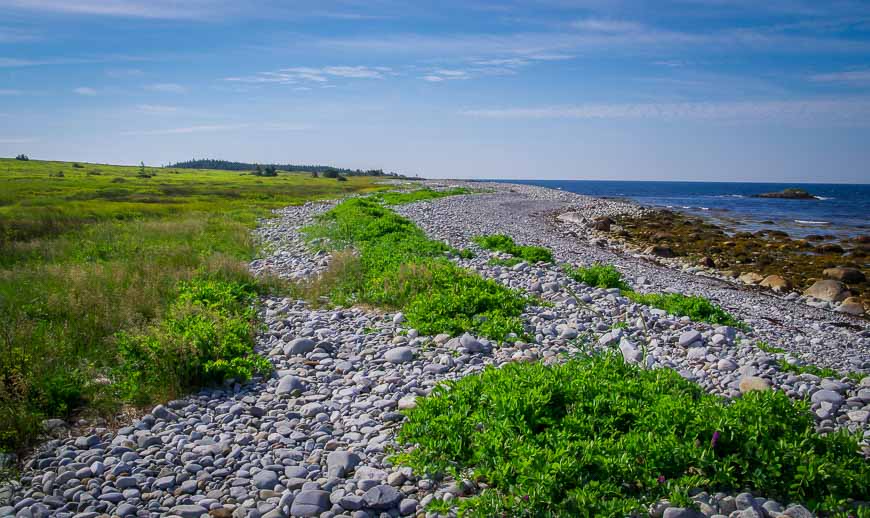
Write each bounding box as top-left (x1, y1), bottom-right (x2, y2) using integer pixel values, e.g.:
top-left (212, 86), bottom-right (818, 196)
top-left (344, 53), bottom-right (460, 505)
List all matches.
top-left (0, 158), bottom-right (384, 452)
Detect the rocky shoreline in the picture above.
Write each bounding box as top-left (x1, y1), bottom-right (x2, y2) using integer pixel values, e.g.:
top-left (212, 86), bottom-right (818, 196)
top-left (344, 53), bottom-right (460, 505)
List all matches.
top-left (2, 182), bottom-right (869, 518)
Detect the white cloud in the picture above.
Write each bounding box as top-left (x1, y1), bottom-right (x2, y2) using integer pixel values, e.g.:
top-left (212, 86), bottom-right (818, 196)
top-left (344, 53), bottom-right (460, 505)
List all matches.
top-left (73, 87), bottom-right (97, 96)
top-left (226, 65), bottom-right (391, 85)
top-left (421, 68), bottom-right (471, 82)
top-left (460, 99), bottom-right (870, 125)
top-left (810, 70), bottom-right (870, 84)
top-left (136, 104), bottom-right (178, 114)
top-left (0, 26), bottom-right (38, 43)
top-left (145, 83), bottom-right (187, 93)
top-left (0, 89), bottom-right (23, 95)
top-left (121, 122), bottom-right (309, 136)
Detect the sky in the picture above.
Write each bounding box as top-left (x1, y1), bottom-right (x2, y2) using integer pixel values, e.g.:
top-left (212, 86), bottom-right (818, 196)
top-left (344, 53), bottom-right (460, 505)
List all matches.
top-left (1, 0), bottom-right (870, 182)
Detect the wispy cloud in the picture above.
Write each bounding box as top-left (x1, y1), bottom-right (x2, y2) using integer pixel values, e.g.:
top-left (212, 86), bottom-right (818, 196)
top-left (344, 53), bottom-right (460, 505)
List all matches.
top-left (0, 0), bottom-right (227, 20)
top-left (121, 122), bottom-right (309, 136)
top-left (0, 88), bottom-right (23, 95)
top-left (810, 69), bottom-right (870, 85)
top-left (421, 68), bottom-right (470, 82)
top-left (226, 65), bottom-right (392, 85)
top-left (136, 104), bottom-right (178, 114)
top-left (0, 137), bottom-right (37, 144)
top-left (73, 86), bottom-right (97, 96)
top-left (571, 19), bottom-right (645, 33)
top-left (460, 99), bottom-right (870, 125)
top-left (145, 82), bottom-right (187, 93)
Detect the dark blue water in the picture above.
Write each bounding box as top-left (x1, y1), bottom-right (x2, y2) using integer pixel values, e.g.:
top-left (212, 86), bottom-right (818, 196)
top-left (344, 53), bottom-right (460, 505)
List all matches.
top-left (498, 180), bottom-right (870, 238)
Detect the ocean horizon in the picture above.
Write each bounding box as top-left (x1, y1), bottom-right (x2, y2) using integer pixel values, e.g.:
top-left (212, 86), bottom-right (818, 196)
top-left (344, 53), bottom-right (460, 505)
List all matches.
top-left (491, 179), bottom-right (870, 239)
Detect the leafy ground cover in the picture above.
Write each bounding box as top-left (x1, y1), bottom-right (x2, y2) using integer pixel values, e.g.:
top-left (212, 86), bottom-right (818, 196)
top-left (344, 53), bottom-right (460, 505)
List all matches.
top-left (564, 263), bottom-right (630, 290)
top-left (302, 198), bottom-right (529, 341)
top-left (0, 158), bottom-right (383, 452)
top-left (474, 234), bottom-right (553, 263)
top-left (625, 291), bottom-right (746, 329)
top-left (369, 187), bottom-right (471, 205)
top-left (395, 355), bottom-right (870, 516)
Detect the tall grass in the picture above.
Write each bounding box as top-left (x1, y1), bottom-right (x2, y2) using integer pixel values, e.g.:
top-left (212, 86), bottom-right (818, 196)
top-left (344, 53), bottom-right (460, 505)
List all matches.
top-left (0, 158), bottom-right (383, 452)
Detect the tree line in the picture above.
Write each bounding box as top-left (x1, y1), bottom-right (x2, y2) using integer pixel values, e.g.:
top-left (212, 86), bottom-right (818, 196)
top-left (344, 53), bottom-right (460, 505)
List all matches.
top-left (168, 159), bottom-right (407, 178)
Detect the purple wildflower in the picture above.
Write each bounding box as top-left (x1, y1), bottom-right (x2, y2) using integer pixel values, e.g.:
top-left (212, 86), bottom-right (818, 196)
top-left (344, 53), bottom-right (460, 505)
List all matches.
top-left (657, 475), bottom-right (666, 484)
top-left (711, 431), bottom-right (721, 449)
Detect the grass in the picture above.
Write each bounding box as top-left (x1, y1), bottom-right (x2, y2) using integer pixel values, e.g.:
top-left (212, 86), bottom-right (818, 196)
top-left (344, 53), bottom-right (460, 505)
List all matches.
top-left (0, 158), bottom-right (384, 452)
top-left (302, 198), bottom-right (529, 341)
top-left (624, 291), bottom-right (746, 329)
top-left (474, 234), bottom-right (553, 264)
top-left (369, 187), bottom-right (471, 205)
top-left (395, 354), bottom-right (870, 517)
top-left (564, 263), bottom-right (630, 290)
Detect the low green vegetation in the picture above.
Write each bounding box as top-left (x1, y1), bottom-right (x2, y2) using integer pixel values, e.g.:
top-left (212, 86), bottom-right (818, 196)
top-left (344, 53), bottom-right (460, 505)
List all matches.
top-left (303, 198), bottom-right (529, 341)
top-left (114, 277), bottom-right (271, 405)
top-left (487, 257), bottom-right (523, 267)
top-left (564, 263), bottom-right (629, 290)
top-left (395, 355), bottom-right (870, 516)
top-left (0, 157), bottom-right (383, 452)
top-left (776, 360), bottom-right (865, 384)
top-left (756, 340), bottom-right (786, 354)
top-left (474, 234), bottom-right (553, 263)
top-left (624, 291), bottom-right (745, 329)
top-left (369, 187), bottom-right (471, 205)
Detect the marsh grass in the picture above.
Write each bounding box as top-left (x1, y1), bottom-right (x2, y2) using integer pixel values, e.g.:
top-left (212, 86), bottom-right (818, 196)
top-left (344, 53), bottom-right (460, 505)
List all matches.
top-left (0, 158), bottom-right (383, 451)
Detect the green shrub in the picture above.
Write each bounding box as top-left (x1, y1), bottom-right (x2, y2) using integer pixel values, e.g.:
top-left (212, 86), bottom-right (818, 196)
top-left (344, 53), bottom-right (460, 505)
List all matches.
top-left (624, 291), bottom-right (745, 329)
top-left (113, 278), bottom-right (270, 404)
top-left (395, 355), bottom-right (869, 516)
top-left (474, 234), bottom-right (553, 263)
top-left (756, 340), bottom-right (785, 354)
top-left (564, 263), bottom-right (629, 290)
top-left (303, 199), bottom-right (528, 341)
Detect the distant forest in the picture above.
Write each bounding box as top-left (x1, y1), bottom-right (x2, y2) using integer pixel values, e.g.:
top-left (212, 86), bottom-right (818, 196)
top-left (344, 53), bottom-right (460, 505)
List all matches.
top-left (168, 159), bottom-right (408, 177)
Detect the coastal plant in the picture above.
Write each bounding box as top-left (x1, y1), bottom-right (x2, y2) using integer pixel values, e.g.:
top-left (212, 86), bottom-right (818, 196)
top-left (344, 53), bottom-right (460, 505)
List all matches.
top-left (303, 198), bottom-right (528, 341)
top-left (369, 187), bottom-right (471, 205)
top-left (756, 340), bottom-right (785, 354)
top-left (474, 234), bottom-right (553, 263)
top-left (564, 263), bottom-right (629, 290)
top-left (624, 291), bottom-right (746, 329)
top-left (394, 354), bottom-right (870, 516)
top-left (776, 359), bottom-right (865, 384)
top-left (487, 257), bottom-right (523, 267)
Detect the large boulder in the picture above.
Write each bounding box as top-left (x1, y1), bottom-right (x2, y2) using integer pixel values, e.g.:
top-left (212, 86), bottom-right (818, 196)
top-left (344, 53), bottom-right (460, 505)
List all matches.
top-left (836, 297), bottom-right (866, 316)
top-left (738, 272), bottom-right (764, 285)
top-left (759, 274), bottom-right (792, 293)
top-left (823, 267), bottom-right (866, 284)
top-left (803, 279), bottom-right (849, 302)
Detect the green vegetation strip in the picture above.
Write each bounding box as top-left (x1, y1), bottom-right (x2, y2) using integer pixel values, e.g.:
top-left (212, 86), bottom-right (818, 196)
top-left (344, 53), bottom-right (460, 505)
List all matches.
top-left (0, 158), bottom-right (383, 452)
top-left (369, 187), bottom-right (471, 205)
top-left (395, 355), bottom-right (870, 516)
top-left (302, 199), bottom-right (528, 340)
top-left (474, 234), bottom-right (553, 263)
top-left (624, 291), bottom-right (745, 329)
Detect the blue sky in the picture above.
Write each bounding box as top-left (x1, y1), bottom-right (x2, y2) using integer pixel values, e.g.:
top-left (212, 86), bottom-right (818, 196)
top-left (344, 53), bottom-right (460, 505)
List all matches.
top-left (1, 0), bottom-right (870, 182)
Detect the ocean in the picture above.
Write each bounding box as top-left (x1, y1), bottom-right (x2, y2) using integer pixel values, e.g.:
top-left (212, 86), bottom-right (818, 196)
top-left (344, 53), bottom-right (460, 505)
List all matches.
top-left (497, 180), bottom-right (870, 239)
